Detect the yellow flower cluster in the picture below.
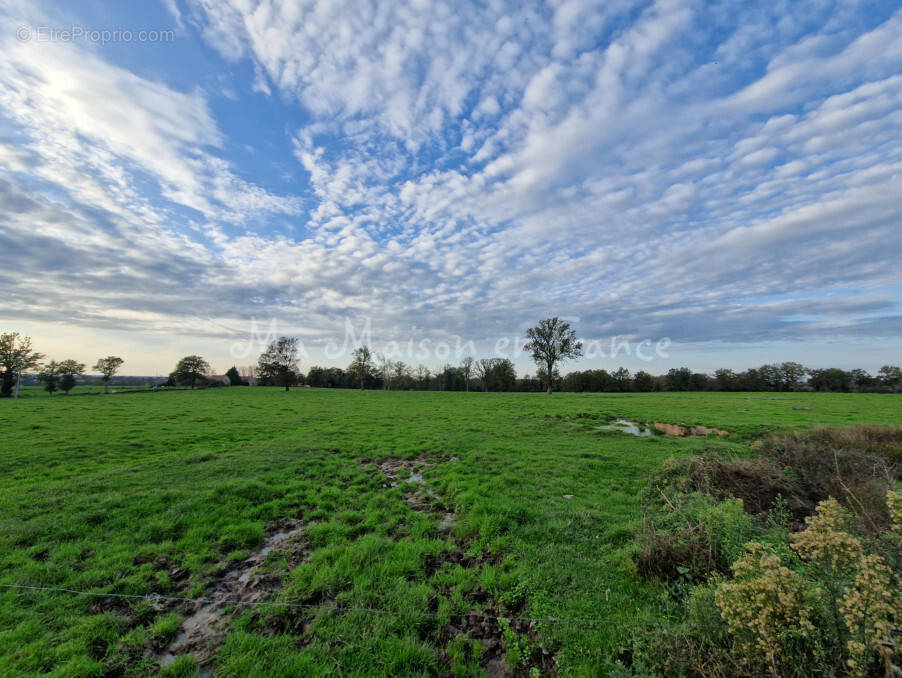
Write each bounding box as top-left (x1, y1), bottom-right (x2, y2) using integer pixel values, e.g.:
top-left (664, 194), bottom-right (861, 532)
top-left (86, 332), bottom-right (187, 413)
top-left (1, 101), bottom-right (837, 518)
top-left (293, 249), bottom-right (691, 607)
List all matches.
top-left (716, 493), bottom-right (901, 676)
top-left (888, 490), bottom-right (902, 540)
top-left (791, 497), bottom-right (863, 571)
top-left (840, 553), bottom-right (897, 676)
top-left (715, 542), bottom-right (817, 674)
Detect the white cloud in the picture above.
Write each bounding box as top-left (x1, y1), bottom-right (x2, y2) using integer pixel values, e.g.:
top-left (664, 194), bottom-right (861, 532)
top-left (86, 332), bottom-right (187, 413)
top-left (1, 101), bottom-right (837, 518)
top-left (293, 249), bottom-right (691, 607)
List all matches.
top-left (0, 34), bottom-right (299, 224)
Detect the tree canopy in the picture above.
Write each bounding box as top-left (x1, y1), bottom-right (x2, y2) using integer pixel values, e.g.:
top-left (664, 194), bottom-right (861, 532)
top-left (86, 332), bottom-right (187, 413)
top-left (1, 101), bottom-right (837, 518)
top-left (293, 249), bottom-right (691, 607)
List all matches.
top-left (348, 346), bottom-right (376, 390)
top-left (257, 337), bottom-right (301, 391)
top-left (93, 356), bottom-right (124, 394)
top-left (523, 317), bottom-right (583, 394)
top-left (0, 332), bottom-right (44, 398)
top-left (171, 355), bottom-right (211, 389)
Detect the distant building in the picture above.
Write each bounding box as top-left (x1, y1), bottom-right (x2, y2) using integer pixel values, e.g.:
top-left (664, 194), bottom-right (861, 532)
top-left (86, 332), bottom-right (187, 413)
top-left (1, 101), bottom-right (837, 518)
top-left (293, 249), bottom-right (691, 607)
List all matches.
top-left (207, 375), bottom-right (231, 386)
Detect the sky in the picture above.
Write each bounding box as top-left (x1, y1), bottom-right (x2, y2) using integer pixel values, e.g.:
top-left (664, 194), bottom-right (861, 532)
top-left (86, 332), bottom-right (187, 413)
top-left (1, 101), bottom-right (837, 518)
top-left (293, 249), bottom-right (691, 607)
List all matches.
top-left (1, 0), bottom-right (901, 376)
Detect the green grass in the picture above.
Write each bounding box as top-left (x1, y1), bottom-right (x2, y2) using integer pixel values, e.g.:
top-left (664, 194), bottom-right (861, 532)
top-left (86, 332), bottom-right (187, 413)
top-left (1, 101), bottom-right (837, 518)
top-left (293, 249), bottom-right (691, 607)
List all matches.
top-left (13, 385), bottom-right (163, 398)
top-left (0, 389), bottom-right (899, 677)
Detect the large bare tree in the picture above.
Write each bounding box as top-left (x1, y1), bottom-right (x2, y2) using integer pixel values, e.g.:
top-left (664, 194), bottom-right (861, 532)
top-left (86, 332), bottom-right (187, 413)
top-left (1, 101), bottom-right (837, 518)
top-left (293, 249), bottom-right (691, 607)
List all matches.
top-left (523, 317), bottom-right (583, 395)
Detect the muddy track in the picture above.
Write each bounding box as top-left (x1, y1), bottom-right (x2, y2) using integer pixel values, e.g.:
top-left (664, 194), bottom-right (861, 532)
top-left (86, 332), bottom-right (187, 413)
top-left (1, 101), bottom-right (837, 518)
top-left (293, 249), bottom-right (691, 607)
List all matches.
top-left (152, 519), bottom-right (307, 675)
top-left (372, 456), bottom-right (557, 678)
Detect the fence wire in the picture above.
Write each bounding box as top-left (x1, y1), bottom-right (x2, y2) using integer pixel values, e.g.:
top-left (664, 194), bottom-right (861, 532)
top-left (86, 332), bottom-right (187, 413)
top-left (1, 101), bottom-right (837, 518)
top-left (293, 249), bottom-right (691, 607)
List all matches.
top-left (1, 582), bottom-right (665, 626)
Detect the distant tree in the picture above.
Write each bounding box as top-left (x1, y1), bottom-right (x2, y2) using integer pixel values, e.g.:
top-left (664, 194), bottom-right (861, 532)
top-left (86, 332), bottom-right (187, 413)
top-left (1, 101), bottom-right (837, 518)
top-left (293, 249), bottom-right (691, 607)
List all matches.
top-left (1, 332), bottom-right (44, 398)
top-left (257, 337), bottom-right (301, 391)
top-left (306, 366), bottom-right (326, 388)
top-left (878, 365), bottom-right (902, 392)
top-left (374, 353), bottom-right (395, 390)
top-left (807, 368), bottom-right (851, 393)
top-left (225, 366), bottom-right (247, 386)
top-left (492, 359), bottom-right (518, 391)
top-left (848, 368), bottom-right (875, 392)
top-left (778, 362), bottom-right (807, 391)
top-left (57, 359), bottom-right (86, 395)
top-left (38, 361), bottom-right (61, 396)
top-left (689, 372), bottom-right (711, 391)
top-left (475, 359), bottom-right (493, 392)
top-left (517, 373), bottom-right (543, 392)
top-left (392, 361), bottom-right (411, 390)
top-left (713, 368), bottom-right (738, 391)
top-left (475, 358), bottom-right (517, 392)
top-left (612, 367), bottom-right (632, 392)
top-left (92, 356), bottom-right (124, 394)
top-left (665, 367), bottom-right (692, 391)
top-left (523, 318), bottom-right (583, 394)
top-left (460, 357), bottom-right (474, 392)
top-left (348, 346), bottom-right (375, 390)
top-left (414, 364), bottom-right (431, 390)
top-left (172, 355), bottom-right (211, 389)
top-left (634, 370), bottom-right (654, 392)
top-left (758, 363), bottom-right (784, 391)
top-left (435, 364), bottom-right (462, 391)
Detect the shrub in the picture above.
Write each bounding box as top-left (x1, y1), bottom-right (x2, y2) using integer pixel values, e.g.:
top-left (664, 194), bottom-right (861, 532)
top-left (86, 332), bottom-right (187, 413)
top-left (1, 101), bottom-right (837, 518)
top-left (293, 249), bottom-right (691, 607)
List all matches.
top-left (637, 489), bottom-right (758, 582)
top-left (646, 427), bottom-right (900, 531)
top-left (715, 542), bottom-right (821, 676)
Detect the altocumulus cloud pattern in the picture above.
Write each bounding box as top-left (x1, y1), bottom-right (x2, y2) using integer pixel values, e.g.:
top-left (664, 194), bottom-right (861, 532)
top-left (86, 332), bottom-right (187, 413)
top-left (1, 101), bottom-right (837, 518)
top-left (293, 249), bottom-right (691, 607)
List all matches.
top-left (1, 0), bottom-right (901, 362)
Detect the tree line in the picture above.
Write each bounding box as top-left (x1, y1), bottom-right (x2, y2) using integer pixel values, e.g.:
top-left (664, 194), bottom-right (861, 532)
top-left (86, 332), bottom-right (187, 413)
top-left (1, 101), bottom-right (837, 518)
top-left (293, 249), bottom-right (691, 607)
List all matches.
top-left (4, 322), bottom-right (901, 397)
top-left (0, 332), bottom-right (124, 397)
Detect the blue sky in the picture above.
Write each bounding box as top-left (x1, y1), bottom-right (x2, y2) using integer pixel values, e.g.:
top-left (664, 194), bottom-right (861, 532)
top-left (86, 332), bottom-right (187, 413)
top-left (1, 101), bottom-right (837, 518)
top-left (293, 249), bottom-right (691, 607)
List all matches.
top-left (1, 0), bottom-right (901, 375)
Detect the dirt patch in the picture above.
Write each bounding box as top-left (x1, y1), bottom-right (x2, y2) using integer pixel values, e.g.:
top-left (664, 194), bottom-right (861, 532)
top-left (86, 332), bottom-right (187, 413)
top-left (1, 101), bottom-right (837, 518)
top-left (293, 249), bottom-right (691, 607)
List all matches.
top-left (652, 421), bottom-right (730, 437)
top-left (374, 455), bottom-right (441, 487)
top-left (152, 519), bottom-right (306, 674)
top-left (581, 415), bottom-right (729, 437)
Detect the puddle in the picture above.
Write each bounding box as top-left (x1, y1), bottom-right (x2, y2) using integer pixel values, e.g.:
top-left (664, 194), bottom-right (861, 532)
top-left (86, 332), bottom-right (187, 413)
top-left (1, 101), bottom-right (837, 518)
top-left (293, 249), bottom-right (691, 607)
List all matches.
top-left (153, 519), bottom-right (305, 672)
top-left (595, 419), bottom-right (655, 437)
top-left (438, 512), bottom-right (456, 533)
top-left (376, 457), bottom-right (435, 488)
top-left (595, 419), bottom-right (729, 437)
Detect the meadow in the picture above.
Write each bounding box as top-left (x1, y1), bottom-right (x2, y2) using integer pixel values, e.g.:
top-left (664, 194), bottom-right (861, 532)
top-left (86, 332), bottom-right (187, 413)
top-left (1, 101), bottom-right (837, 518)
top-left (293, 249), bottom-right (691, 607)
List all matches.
top-left (0, 389), bottom-right (899, 677)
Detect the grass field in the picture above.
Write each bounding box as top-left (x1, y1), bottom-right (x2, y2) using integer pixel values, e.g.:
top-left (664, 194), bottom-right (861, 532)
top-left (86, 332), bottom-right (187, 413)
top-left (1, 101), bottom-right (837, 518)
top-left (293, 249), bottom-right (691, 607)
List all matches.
top-left (1, 389), bottom-right (899, 677)
top-left (12, 386), bottom-right (166, 398)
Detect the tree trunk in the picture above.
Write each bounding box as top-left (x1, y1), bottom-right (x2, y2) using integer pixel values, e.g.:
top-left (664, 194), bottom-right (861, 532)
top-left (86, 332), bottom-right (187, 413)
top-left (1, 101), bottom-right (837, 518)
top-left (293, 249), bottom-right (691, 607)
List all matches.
top-left (104, 379), bottom-right (109, 394)
top-left (546, 360), bottom-right (554, 394)
top-left (14, 369), bottom-right (21, 399)
top-left (285, 383), bottom-right (290, 392)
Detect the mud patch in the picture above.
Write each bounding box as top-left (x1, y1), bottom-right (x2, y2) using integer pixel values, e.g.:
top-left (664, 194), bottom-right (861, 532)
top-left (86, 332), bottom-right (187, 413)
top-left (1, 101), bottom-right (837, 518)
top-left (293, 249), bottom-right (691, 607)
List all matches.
top-left (152, 519), bottom-right (306, 674)
top-left (374, 456), bottom-right (440, 488)
top-left (370, 457), bottom-right (554, 677)
top-left (652, 421), bottom-right (729, 437)
top-left (591, 417), bottom-right (728, 437)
